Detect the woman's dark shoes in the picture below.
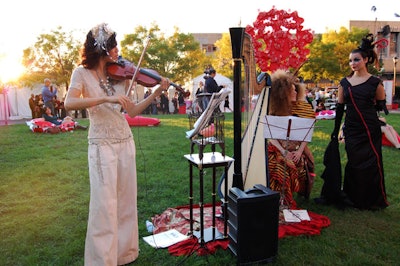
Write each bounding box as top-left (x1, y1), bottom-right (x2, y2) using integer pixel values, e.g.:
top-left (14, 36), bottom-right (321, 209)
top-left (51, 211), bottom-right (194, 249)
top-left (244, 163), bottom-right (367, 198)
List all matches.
top-left (334, 193), bottom-right (354, 210)
top-left (314, 193), bottom-right (354, 210)
top-left (314, 196), bottom-right (330, 205)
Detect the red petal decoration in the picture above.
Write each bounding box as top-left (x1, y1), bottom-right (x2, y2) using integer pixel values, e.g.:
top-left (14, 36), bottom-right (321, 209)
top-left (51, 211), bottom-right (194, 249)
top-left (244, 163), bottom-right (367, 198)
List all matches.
top-left (246, 7), bottom-right (314, 72)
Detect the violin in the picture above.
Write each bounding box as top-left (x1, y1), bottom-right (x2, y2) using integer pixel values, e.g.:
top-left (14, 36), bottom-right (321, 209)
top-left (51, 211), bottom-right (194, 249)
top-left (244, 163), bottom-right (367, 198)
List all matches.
top-left (107, 57), bottom-right (189, 97)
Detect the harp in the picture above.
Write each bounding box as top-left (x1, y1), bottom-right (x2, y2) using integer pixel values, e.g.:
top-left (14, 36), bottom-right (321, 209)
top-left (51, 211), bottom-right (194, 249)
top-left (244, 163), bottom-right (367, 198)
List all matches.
top-left (218, 28), bottom-right (270, 197)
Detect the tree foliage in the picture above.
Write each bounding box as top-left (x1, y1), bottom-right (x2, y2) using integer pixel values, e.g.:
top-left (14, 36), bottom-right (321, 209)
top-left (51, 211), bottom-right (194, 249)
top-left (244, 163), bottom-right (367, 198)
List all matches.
top-left (299, 27), bottom-right (369, 83)
top-left (120, 24), bottom-right (207, 86)
top-left (211, 33), bottom-right (234, 80)
top-left (21, 26), bottom-right (81, 89)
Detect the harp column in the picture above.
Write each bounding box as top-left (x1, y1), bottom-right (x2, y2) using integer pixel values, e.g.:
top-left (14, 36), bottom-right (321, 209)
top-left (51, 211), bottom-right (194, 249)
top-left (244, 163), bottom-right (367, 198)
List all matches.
top-left (229, 27), bottom-right (245, 190)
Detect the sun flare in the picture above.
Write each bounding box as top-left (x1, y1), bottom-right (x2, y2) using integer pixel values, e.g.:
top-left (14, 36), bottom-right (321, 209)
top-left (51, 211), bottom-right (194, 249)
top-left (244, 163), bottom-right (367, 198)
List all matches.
top-left (0, 55), bottom-right (25, 84)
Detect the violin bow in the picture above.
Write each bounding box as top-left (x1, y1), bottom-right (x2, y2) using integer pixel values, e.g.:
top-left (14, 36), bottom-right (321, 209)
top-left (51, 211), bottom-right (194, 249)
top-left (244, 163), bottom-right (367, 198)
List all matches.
top-left (126, 35), bottom-right (151, 97)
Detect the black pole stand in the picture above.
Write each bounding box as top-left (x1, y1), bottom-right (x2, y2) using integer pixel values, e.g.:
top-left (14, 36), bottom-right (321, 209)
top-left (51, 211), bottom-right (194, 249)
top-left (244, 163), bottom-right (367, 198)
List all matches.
top-left (230, 27), bottom-right (245, 190)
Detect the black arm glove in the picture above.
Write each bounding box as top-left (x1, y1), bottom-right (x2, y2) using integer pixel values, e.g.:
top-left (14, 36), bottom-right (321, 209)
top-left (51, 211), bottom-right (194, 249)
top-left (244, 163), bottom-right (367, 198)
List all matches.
top-left (331, 103), bottom-right (345, 140)
top-left (375, 99), bottom-right (389, 115)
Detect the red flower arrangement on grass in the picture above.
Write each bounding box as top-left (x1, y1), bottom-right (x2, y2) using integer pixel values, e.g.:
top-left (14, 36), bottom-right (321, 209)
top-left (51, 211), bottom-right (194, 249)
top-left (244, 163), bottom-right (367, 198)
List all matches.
top-left (246, 7), bottom-right (314, 72)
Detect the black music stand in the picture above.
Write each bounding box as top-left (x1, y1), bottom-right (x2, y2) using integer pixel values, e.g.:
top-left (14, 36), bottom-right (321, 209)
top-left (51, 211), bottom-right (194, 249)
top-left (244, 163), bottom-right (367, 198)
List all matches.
top-left (263, 115), bottom-right (316, 209)
top-left (186, 90), bottom-right (230, 160)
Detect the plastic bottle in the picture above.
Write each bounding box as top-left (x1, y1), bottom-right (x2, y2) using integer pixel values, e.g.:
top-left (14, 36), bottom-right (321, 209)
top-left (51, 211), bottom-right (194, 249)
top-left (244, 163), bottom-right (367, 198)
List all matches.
top-left (146, 220), bottom-right (154, 233)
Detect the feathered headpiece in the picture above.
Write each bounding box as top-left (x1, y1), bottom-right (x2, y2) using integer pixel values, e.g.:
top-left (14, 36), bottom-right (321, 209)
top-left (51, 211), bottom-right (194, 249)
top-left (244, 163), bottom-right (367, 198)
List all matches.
top-left (358, 33), bottom-right (375, 52)
top-left (91, 23), bottom-right (115, 53)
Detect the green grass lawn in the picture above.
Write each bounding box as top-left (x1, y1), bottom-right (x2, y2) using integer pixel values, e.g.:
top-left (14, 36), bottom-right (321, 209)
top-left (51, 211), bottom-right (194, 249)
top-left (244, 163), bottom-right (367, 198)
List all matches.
top-left (0, 112), bottom-right (399, 265)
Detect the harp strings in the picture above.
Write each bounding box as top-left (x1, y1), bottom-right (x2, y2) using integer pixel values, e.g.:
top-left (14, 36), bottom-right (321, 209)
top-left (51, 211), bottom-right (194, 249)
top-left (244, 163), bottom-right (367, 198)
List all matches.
top-left (241, 32), bottom-right (259, 184)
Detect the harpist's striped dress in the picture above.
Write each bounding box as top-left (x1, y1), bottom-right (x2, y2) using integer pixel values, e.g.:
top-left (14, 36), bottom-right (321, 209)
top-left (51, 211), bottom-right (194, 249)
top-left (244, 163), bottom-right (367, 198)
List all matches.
top-left (268, 101), bottom-right (315, 209)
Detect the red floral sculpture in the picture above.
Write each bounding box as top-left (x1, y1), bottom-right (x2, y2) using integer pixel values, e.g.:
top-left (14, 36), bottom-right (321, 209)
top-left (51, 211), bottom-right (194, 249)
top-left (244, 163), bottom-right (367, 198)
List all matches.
top-left (246, 7), bottom-right (314, 72)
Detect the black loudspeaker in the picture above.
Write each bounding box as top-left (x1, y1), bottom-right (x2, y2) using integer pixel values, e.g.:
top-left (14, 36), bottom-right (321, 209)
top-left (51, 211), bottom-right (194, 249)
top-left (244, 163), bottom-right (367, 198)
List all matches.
top-left (228, 184), bottom-right (280, 265)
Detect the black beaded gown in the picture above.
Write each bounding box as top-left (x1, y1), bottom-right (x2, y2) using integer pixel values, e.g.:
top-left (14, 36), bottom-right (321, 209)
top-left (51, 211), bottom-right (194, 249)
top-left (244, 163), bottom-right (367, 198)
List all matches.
top-left (340, 76), bottom-right (389, 210)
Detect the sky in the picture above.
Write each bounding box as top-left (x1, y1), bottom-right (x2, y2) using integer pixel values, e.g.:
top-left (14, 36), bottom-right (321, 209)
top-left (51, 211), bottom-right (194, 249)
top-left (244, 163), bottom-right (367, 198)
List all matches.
top-left (1, 0), bottom-right (399, 83)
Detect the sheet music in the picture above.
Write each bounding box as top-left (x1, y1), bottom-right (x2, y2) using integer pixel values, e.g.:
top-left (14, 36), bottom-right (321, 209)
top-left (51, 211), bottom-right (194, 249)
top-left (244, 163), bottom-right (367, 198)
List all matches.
top-left (283, 209), bottom-right (310, 222)
top-left (263, 115), bottom-right (315, 142)
top-left (143, 229), bottom-right (189, 248)
top-left (186, 89), bottom-right (230, 139)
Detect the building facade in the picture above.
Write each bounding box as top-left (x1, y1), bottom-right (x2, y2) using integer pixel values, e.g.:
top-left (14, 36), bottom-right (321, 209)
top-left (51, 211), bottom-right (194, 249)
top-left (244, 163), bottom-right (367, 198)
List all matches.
top-left (191, 33), bottom-right (223, 55)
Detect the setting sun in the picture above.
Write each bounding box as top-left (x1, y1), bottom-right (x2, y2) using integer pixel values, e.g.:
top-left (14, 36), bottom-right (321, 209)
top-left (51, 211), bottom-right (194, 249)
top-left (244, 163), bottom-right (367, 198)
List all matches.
top-left (0, 55), bottom-right (25, 84)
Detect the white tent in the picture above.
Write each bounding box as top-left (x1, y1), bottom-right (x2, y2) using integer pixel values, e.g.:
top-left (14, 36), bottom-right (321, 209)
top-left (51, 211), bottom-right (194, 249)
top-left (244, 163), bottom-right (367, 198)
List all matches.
top-left (190, 73), bottom-right (233, 112)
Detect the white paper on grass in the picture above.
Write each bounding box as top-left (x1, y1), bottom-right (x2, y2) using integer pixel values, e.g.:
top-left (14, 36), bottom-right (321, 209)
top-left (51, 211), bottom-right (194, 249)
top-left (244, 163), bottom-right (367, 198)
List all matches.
top-left (263, 115), bottom-right (316, 142)
top-left (142, 229), bottom-right (189, 248)
top-left (283, 209), bottom-right (311, 223)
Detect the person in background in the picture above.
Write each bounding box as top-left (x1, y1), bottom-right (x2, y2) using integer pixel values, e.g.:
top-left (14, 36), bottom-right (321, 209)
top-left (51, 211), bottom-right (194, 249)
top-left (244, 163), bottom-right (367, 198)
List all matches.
top-left (34, 94), bottom-right (44, 118)
top-left (196, 81), bottom-right (204, 95)
top-left (332, 33), bottom-right (389, 210)
top-left (203, 68), bottom-right (225, 109)
top-left (41, 78), bottom-right (57, 115)
top-left (29, 94), bottom-right (36, 118)
top-left (314, 88), bottom-right (322, 106)
top-left (42, 106), bottom-right (87, 130)
top-left (193, 81), bottom-right (205, 112)
top-left (172, 91), bottom-right (179, 113)
top-left (64, 23), bottom-right (170, 265)
top-left (59, 97), bottom-right (67, 119)
top-left (315, 102), bottom-right (325, 113)
top-left (42, 106), bottom-right (63, 125)
top-left (379, 116), bottom-right (400, 149)
top-left (143, 89), bottom-right (151, 114)
top-left (223, 96), bottom-right (232, 112)
top-left (292, 82), bottom-right (316, 199)
top-left (54, 96), bottom-right (61, 118)
top-left (160, 91), bottom-right (170, 114)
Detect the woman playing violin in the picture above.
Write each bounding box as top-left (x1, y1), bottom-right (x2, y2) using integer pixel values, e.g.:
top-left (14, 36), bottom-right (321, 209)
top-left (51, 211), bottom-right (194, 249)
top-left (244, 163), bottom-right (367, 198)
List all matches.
top-left (64, 23), bottom-right (169, 265)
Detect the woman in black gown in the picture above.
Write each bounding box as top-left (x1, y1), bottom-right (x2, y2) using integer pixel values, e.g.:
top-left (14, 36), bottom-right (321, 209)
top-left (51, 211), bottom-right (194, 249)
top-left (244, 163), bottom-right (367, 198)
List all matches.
top-left (333, 34), bottom-right (389, 210)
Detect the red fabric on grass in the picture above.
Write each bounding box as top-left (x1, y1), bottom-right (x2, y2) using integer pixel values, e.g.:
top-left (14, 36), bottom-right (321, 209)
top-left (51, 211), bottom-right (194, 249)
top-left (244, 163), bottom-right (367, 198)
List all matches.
top-left (151, 203), bottom-right (224, 236)
top-left (152, 204), bottom-right (330, 256)
top-left (168, 237), bottom-right (229, 256)
top-left (278, 211), bottom-right (330, 238)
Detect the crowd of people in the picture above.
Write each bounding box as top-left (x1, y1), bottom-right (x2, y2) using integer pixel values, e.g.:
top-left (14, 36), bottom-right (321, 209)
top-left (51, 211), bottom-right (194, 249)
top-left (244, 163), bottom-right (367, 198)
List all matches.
top-left (29, 81), bottom-right (193, 120)
top-left (29, 93), bottom-right (65, 119)
top-left (142, 89), bottom-right (190, 115)
top-left (304, 87), bottom-right (338, 112)
top-left (141, 68), bottom-right (229, 115)
top-left (28, 78), bottom-right (66, 120)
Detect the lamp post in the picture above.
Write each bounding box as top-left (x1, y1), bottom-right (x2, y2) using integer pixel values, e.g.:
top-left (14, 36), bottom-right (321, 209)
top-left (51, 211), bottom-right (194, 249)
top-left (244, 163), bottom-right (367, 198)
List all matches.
top-left (393, 56), bottom-right (398, 101)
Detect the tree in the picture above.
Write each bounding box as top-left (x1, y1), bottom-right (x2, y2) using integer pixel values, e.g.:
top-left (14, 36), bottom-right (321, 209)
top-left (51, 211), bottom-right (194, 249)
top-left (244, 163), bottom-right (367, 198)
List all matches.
top-left (21, 26), bottom-right (81, 89)
top-left (300, 27), bottom-right (369, 83)
top-left (120, 24), bottom-right (207, 86)
top-left (211, 33), bottom-right (234, 79)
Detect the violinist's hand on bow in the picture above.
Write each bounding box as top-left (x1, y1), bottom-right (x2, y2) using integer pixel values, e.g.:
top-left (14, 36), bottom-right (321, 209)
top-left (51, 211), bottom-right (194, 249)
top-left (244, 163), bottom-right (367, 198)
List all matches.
top-left (106, 95), bottom-right (132, 110)
top-left (154, 77), bottom-right (170, 96)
